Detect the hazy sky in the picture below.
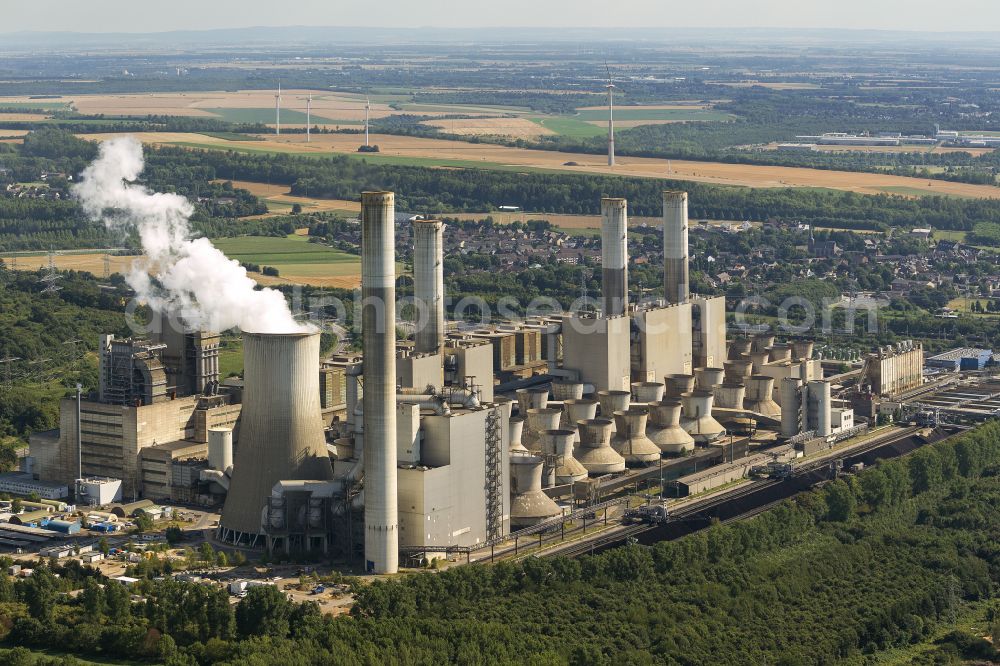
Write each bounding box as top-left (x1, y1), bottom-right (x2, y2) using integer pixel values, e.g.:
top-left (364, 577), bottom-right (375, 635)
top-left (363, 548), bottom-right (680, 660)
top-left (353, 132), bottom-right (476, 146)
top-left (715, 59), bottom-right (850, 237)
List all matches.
top-left (5, 0), bottom-right (1000, 33)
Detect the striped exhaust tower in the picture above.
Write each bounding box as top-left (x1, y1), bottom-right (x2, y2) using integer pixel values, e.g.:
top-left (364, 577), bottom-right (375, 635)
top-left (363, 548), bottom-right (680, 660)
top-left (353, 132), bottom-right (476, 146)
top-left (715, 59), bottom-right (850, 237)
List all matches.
top-left (601, 198), bottom-right (628, 316)
top-left (413, 219), bottom-right (445, 355)
top-left (663, 191), bottom-right (689, 305)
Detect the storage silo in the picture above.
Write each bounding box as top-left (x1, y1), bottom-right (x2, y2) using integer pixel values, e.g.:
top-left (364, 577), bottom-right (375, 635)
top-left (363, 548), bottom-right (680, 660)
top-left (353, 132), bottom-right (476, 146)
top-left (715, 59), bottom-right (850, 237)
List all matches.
top-left (752, 333), bottom-right (775, 352)
top-left (510, 456), bottom-right (562, 528)
top-left (647, 400), bottom-right (695, 454)
top-left (541, 429), bottom-right (588, 484)
top-left (744, 375), bottom-right (781, 418)
top-left (680, 390), bottom-right (725, 443)
top-left (695, 367), bottom-right (725, 391)
top-left (631, 381), bottom-right (665, 403)
top-left (611, 408), bottom-right (661, 465)
top-left (768, 344), bottom-right (792, 363)
top-left (598, 389), bottom-right (630, 433)
top-left (562, 399), bottom-right (598, 442)
top-left (208, 427), bottom-right (233, 472)
top-left (524, 408), bottom-right (561, 451)
top-left (723, 359), bottom-right (753, 384)
top-left (808, 380), bottom-right (832, 437)
top-left (575, 419), bottom-right (626, 474)
top-left (712, 382), bottom-right (746, 410)
top-left (509, 416), bottom-right (529, 453)
top-left (516, 387), bottom-right (549, 415)
top-left (551, 380), bottom-right (585, 401)
top-left (791, 340), bottom-right (814, 361)
top-left (665, 373), bottom-right (696, 398)
top-left (728, 338), bottom-right (752, 360)
top-left (748, 350), bottom-right (770, 373)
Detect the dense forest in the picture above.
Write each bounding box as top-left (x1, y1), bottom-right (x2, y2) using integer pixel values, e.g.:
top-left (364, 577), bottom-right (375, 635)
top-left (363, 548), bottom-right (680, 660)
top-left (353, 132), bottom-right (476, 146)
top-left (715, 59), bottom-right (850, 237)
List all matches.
top-left (2, 422), bottom-right (1000, 663)
top-left (0, 269), bottom-right (129, 450)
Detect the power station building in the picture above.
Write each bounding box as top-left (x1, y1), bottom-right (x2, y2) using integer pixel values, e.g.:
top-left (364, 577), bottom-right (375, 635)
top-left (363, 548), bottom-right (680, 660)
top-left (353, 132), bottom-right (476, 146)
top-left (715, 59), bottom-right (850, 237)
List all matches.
top-left (27, 185), bottom-right (849, 575)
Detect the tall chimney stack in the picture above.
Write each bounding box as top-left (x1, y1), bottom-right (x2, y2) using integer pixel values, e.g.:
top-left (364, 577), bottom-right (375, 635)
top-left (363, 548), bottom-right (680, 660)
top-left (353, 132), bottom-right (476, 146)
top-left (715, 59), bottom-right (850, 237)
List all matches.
top-left (361, 191), bottom-right (398, 574)
top-left (663, 191), bottom-right (689, 305)
top-left (601, 198), bottom-right (628, 316)
top-left (413, 219), bottom-right (445, 355)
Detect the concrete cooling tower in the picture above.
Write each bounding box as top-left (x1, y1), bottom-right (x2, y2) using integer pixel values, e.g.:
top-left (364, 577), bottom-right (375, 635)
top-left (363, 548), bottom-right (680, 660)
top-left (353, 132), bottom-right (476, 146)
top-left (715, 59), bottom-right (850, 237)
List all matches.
top-left (220, 332), bottom-right (334, 543)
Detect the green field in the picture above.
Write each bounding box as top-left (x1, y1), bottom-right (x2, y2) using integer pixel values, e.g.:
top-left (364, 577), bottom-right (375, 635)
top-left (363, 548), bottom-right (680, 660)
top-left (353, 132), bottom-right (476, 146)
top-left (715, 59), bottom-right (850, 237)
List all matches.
top-left (933, 229), bottom-right (967, 242)
top-left (212, 234), bottom-right (363, 286)
top-left (204, 108), bottom-right (361, 126)
top-left (529, 116), bottom-right (606, 137)
top-left (218, 338), bottom-right (244, 378)
top-left (574, 108), bottom-right (734, 122)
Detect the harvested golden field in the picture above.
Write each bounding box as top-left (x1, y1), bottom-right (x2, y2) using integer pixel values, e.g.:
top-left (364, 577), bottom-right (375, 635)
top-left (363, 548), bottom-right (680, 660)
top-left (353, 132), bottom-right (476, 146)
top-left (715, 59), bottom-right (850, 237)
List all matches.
top-left (0, 90), bottom-right (518, 125)
top-left (0, 113), bottom-right (49, 122)
top-left (2, 252), bottom-right (138, 276)
top-left (216, 179), bottom-right (360, 215)
top-left (85, 131), bottom-right (1000, 199)
top-left (421, 117), bottom-right (555, 138)
top-left (3, 244), bottom-right (363, 290)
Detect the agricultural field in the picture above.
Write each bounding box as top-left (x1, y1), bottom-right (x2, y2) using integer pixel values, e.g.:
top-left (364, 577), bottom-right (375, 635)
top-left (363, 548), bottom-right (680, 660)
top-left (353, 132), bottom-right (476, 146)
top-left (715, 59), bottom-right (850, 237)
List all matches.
top-left (85, 131), bottom-right (1000, 199)
top-left (421, 116), bottom-right (556, 138)
top-left (1, 236), bottom-right (363, 289)
top-left (0, 90), bottom-right (503, 125)
top-left (211, 234), bottom-right (363, 288)
top-left (528, 116), bottom-right (606, 137)
top-left (219, 180), bottom-right (360, 215)
top-left (574, 105), bottom-right (735, 126)
top-left (0, 250), bottom-right (137, 276)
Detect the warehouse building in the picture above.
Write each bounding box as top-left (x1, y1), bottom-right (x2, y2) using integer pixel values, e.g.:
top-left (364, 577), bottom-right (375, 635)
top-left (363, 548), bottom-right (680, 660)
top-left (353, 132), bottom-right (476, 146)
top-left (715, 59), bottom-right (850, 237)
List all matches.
top-left (926, 347), bottom-right (993, 372)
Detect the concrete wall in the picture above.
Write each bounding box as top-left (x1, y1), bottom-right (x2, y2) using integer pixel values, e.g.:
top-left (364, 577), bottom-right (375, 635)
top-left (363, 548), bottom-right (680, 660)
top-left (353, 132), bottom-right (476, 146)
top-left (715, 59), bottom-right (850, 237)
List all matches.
top-left (449, 341), bottom-right (494, 402)
top-left (632, 305), bottom-right (693, 381)
top-left (562, 314), bottom-right (631, 392)
top-left (691, 296), bottom-right (727, 369)
top-left (397, 352), bottom-right (443, 392)
top-left (409, 407), bottom-right (508, 547)
top-left (35, 397), bottom-right (200, 495)
top-left (398, 466), bottom-right (453, 547)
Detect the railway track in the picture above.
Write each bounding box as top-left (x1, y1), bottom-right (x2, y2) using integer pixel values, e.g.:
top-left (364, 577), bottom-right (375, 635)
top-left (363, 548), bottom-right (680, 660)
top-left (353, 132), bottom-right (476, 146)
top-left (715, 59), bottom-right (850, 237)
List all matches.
top-left (539, 424), bottom-right (948, 558)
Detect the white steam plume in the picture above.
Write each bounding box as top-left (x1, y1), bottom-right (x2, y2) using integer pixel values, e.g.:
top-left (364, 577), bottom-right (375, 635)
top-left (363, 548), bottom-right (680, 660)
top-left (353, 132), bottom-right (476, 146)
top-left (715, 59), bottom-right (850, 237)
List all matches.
top-left (74, 136), bottom-right (308, 334)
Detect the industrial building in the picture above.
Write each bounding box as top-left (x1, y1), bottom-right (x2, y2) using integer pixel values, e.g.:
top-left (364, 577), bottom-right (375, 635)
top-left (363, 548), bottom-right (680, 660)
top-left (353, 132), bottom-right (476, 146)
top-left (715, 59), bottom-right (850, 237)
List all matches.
top-left (0, 473), bottom-right (68, 500)
top-left (30, 327), bottom-right (241, 502)
top-left (926, 347), bottom-right (992, 372)
top-left (25, 183), bottom-right (851, 573)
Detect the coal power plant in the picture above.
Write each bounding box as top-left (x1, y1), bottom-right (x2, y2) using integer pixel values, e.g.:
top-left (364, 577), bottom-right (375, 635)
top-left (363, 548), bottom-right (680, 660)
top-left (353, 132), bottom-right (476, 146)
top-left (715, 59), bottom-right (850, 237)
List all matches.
top-left (28, 187), bottom-right (876, 574)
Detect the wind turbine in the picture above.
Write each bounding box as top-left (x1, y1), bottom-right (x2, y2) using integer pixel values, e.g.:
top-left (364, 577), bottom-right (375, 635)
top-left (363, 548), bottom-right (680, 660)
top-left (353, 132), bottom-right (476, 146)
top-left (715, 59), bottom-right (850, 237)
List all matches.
top-left (605, 62), bottom-right (616, 167)
top-left (274, 81), bottom-right (282, 136)
top-left (364, 94), bottom-right (371, 147)
top-left (305, 93), bottom-right (312, 143)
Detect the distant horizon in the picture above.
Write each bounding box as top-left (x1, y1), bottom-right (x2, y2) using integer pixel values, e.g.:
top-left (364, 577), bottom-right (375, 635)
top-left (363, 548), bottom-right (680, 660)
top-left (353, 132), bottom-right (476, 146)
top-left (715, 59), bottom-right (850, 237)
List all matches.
top-left (4, 0), bottom-right (1000, 35)
top-left (5, 24), bottom-right (1000, 36)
